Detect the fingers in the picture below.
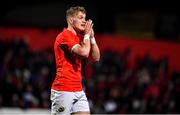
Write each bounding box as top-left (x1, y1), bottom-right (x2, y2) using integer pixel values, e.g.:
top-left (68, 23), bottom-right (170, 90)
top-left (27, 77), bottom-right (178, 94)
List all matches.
top-left (91, 28), bottom-right (94, 37)
top-left (88, 20), bottom-right (94, 37)
top-left (86, 19), bottom-right (92, 25)
top-left (85, 19), bottom-right (93, 30)
top-left (85, 19), bottom-right (93, 35)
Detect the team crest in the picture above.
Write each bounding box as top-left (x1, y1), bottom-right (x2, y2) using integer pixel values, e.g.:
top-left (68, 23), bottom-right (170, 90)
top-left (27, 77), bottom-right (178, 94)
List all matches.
top-left (56, 106), bottom-right (65, 113)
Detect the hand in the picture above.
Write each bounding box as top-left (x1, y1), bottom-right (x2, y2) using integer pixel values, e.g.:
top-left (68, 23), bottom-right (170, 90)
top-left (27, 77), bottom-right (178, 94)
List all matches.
top-left (90, 28), bottom-right (94, 38)
top-left (84, 19), bottom-right (93, 35)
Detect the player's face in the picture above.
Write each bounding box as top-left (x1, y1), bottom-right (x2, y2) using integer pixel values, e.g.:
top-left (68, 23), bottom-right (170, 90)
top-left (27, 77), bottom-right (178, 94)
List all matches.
top-left (72, 11), bottom-right (86, 32)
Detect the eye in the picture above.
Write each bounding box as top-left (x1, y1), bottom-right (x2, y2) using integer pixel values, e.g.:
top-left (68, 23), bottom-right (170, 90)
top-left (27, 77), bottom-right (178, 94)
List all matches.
top-left (79, 16), bottom-right (83, 19)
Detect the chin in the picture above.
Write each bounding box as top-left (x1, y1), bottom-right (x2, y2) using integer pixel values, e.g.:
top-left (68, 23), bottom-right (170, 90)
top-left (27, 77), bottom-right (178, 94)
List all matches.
top-left (75, 29), bottom-right (84, 35)
top-left (80, 27), bottom-right (85, 31)
top-left (77, 28), bottom-right (84, 32)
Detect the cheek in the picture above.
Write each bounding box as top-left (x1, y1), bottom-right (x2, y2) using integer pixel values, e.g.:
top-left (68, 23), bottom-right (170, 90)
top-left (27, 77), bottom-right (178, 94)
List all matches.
top-left (73, 22), bottom-right (78, 27)
top-left (73, 21), bottom-right (78, 25)
top-left (73, 19), bottom-right (81, 24)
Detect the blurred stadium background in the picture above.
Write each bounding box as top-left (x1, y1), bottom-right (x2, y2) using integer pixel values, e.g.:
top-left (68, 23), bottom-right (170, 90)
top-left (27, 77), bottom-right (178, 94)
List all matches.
top-left (0, 0), bottom-right (179, 114)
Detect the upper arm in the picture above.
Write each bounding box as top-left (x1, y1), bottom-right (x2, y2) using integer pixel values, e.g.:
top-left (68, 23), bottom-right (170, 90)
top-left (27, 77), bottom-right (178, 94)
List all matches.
top-left (61, 36), bottom-right (89, 58)
top-left (71, 43), bottom-right (89, 58)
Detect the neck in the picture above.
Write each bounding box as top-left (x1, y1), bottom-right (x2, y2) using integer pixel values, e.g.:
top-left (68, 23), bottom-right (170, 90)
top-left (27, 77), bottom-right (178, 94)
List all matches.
top-left (67, 26), bottom-right (77, 35)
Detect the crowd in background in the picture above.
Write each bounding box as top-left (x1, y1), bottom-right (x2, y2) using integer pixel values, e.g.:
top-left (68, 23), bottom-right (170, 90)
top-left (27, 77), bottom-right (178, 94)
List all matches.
top-left (0, 38), bottom-right (55, 109)
top-left (0, 37), bottom-right (180, 114)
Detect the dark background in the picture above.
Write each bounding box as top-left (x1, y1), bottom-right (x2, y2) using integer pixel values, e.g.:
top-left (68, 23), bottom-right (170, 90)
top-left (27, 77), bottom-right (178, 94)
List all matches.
top-left (0, 0), bottom-right (180, 114)
top-left (0, 0), bottom-right (179, 40)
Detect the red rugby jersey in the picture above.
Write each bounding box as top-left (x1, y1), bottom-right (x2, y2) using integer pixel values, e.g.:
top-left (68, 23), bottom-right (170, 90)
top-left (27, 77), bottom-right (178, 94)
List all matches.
top-left (51, 28), bottom-right (83, 91)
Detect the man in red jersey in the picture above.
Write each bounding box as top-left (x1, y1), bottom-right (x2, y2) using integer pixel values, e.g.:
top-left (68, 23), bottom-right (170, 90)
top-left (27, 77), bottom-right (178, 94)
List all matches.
top-left (50, 6), bottom-right (100, 115)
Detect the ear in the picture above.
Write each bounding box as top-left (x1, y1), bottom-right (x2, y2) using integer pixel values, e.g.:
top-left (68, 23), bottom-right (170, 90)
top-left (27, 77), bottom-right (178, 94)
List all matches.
top-left (68, 17), bottom-right (73, 25)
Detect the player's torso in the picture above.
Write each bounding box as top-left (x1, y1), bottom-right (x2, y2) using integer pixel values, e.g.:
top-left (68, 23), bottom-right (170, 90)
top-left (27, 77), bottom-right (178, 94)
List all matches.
top-left (52, 29), bottom-right (83, 91)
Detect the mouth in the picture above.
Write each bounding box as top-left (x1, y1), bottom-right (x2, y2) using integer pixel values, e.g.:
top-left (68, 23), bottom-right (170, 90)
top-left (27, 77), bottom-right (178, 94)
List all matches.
top-left (81, 24), bottom-right (85, 27)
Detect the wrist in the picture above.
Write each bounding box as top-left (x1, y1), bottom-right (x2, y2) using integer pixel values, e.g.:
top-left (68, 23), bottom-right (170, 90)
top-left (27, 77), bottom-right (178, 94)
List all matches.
top-left (84, 34), bottom-right (90, 42)
top-left (91, 37), bottom-right (96, 45)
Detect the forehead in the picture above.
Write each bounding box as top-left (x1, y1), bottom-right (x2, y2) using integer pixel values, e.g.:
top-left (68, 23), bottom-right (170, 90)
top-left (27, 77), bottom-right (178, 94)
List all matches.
top-left (75, 11), bottom-right (86, 17)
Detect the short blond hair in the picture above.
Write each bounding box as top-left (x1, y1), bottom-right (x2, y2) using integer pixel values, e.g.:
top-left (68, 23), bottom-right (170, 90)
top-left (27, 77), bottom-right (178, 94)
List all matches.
top-left (66, 6), bottom-right (86, 19)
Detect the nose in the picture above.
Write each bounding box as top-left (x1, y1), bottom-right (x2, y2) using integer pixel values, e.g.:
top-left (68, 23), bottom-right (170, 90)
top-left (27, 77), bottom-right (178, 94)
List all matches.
top-left (83, 20), bottom-right (86, 23)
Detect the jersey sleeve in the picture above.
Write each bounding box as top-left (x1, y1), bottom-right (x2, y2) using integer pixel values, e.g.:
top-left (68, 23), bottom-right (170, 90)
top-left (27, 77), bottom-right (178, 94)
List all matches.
top-left (61, 36), bottom-right (79, 52)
